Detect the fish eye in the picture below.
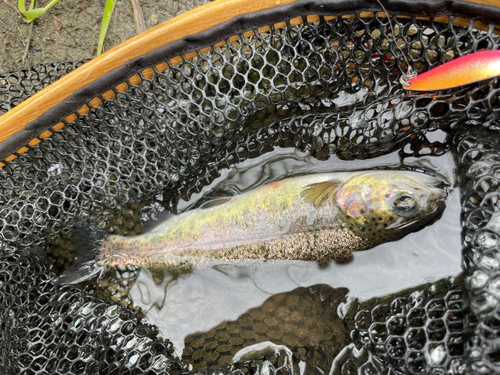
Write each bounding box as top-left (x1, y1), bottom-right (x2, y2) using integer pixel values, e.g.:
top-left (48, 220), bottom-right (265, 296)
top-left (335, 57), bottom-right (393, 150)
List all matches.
top-left (397, 195), bottom-right (412, 203)
top-left (393, 194), bottom-right (418, 217)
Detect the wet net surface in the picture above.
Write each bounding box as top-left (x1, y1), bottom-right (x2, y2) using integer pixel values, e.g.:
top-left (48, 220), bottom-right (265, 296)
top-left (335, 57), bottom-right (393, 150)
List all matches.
top-left (0, 10), bottom-right (500, 375)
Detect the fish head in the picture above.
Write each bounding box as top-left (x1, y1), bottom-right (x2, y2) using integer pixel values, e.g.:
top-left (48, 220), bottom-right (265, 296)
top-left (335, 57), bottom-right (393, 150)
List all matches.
top-left (335, 171), bottom-right (447, 242)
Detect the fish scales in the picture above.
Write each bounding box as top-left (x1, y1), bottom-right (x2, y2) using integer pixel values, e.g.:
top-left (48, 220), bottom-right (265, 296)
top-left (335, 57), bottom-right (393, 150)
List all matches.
top-left (101, 174), bottom-right (348, 265)
top-left (56, 170), bottom-right (447, 284)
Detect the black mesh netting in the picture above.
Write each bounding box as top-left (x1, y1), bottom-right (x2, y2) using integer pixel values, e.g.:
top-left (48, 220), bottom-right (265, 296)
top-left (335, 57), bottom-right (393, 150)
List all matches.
top-left (0, 10), bottom-right (500, 374)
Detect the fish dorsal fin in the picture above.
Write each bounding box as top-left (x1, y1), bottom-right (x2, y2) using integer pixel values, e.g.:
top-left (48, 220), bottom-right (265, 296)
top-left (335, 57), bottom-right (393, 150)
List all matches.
top-left (199, 196), bottom-right (232, 210)
top-left (301, 180), bottom-right (341, 207)
top-left (141, 210), bottom-right (174, 233)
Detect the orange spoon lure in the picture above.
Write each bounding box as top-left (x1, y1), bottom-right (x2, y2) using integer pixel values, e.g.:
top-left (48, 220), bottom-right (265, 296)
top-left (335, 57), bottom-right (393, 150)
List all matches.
top-left (402, 50), bottom-right (500, 91)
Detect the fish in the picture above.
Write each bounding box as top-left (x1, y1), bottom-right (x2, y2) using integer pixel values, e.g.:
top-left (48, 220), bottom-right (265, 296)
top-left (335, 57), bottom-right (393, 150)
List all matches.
top-left (55, 170), bottom-right (447, 284)
top-left (403, 50), bottom-right (500, 91)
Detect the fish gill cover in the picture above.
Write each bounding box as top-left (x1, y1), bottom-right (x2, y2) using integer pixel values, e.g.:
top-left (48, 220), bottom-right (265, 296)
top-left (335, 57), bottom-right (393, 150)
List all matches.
top-left (0, 1), bottom-right (500, 374)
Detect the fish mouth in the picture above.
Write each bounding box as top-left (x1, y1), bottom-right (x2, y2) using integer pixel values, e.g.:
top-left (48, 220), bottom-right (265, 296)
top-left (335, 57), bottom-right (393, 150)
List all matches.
top-left (426, 188), bottom-right (448, 213)
top-left (414, 183), bottom-right (448, 207)
top-left (424, 175), bottom-right (449, 203)
top-left (401, 200), bottom-right (446, 232)
top-left (431, 187), bottom-right (448, 202)
top-left (424, 190), bottom-right (447, 226)
top-left (433, 198), bottom-right (447, 213)
top-left (409, 172), bottom-right (449, 202)
top-left (427, 200), bottom-right (447, 226)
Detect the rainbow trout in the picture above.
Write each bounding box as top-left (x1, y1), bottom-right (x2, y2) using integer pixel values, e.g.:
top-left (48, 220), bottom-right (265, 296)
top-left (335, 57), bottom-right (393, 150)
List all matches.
top-left (56, 170), bottom-right (447, 284)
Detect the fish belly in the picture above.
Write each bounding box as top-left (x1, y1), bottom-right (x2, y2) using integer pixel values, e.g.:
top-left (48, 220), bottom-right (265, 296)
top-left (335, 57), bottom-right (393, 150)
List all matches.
top-left (102, 224), bottom-right (371, 268)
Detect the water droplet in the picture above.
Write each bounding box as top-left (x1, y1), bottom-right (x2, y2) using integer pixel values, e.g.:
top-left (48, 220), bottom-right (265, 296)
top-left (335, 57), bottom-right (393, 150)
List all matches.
top-left (125, 338), bottom-right (138, 349)
top-left (382, 111), bottom-right (393, 121)
top-left (466, 270), bottom-right (489, 289)
top-left (80, 303), bottom-right (93, 315)
top-left (479, 254), bottom-right (500, 270)
top-left (429, 344), bottom-right (446, 365)
top-left (474, 230), bottom-right (498, 249)
top-left (471, 293), bottom-right (497, 316)
top-left (106, 305), bottom-right (119, 316)
top-left (153, 357), bottom-right (168, 370)
top-left (489, 277), bottom-right (500, 299)
top-left (109, 321), bottom-right (121, 333)
top-left (138, 339), bottom-right (152, 352)
top-left (395, 102), bottom-right (412, 120)
top-left (47, 163), bottom-right (62, 176)
top-left (486, 212), bottom-right (500, 233)
top-left (129, 354), bottom-right (139, 365)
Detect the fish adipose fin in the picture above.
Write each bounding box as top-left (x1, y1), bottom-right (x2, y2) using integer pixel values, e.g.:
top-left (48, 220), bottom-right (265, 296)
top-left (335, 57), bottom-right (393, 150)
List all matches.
top-left (54, 225), bottom-right (108, 285)
top-left (301, 180), bottom-right (341, 207)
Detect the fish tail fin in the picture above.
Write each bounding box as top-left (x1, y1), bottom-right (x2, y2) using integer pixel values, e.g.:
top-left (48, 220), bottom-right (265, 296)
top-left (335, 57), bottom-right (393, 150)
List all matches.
top-left (54, 225), bottom-right (109, 285)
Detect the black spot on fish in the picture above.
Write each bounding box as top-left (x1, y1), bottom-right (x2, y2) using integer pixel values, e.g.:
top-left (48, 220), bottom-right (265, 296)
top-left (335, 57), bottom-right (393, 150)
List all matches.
top-left (360, 226), bottom-right (365, 232)
top-left (389, 216), bottom-right (394, 221)
top-left (360, 209), bottom-right (365, 214)
top-left (378, 217), bottom-right (383, 221)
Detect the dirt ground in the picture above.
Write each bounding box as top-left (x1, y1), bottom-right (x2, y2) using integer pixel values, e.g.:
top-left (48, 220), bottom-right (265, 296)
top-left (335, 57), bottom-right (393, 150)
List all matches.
top-left (0, 0), bottom-right (212, 73)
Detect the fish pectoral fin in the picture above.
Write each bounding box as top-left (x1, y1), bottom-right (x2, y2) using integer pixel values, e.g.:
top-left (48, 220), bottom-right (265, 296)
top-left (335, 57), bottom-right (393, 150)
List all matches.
top-left (301, 180), bottom-right (342, 207)
top-left (199, 196), bottom-right (232, 210)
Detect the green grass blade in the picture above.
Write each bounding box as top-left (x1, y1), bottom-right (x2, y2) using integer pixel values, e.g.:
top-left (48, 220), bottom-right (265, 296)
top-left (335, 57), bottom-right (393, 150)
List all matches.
top-left (97, 0), bottom-right (117, 56)
top-left (18, 0), bottom-right (36, 16)
top-left (24, 8), bottom-right (46, 22)
top-left (43, 0), bottom-right (62, 13)
top-left (18, 0), bottom-right (62, 23)
top-left (18, 0), bottom-right (27, 13)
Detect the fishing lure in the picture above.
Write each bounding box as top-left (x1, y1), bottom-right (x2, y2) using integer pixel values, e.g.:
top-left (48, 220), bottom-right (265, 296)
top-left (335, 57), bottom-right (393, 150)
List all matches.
top-left (402, 50), bottom-right (500, 91)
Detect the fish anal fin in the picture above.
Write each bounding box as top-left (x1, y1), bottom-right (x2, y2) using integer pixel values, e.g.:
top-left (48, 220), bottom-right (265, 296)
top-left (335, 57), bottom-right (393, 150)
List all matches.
top-left (330, 249), bottom-right (354, 264)
top-left (301, 180), bottom-right (342, 207)
top-left (199, 196), bottom-right (232, 210)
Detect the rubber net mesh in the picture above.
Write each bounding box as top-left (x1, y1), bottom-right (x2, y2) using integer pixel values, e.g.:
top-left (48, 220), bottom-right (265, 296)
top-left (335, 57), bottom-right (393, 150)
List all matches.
top-left (0, 11), bottom-right (499, 375)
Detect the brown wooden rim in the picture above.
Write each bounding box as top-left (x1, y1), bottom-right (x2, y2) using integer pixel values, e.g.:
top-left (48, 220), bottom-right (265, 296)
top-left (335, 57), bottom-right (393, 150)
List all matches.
top-left (0, 0), bottom-right (499, 167)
